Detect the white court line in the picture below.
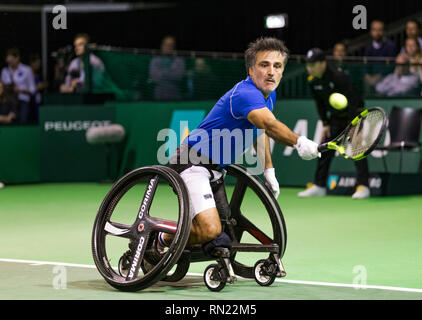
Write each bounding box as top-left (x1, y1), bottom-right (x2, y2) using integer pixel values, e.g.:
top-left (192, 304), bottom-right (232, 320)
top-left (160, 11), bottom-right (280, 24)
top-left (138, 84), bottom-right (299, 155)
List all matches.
top-left (2, 258), bottom-right (422, 294)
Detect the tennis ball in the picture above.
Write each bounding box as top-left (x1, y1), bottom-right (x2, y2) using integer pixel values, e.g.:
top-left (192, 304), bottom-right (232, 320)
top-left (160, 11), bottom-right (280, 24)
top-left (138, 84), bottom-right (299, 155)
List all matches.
top-left (329, 93), bottom-right (348, 110)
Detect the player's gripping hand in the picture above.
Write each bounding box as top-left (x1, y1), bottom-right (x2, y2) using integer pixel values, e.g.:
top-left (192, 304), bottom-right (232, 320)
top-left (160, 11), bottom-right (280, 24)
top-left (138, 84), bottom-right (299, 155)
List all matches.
top-left (264, 168), bottom-right (280, 199)
top-left (295, 136), bottom-right (319, 160)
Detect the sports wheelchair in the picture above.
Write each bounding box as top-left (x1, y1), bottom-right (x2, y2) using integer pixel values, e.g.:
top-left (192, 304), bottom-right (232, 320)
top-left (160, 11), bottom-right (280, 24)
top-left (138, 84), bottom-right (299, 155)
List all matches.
top-left (91, 164), bottom-right (287, 292)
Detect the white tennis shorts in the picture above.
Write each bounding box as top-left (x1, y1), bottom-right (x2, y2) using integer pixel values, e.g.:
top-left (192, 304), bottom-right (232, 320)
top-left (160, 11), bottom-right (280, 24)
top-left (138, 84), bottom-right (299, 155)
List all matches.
top-left (179, 165), bottom-right (223, 219)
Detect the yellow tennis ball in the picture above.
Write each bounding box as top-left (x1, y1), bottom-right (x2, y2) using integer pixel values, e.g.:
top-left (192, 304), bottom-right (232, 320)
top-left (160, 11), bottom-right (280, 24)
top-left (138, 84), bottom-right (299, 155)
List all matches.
top-left (329, 93), bottom-right (348, 110)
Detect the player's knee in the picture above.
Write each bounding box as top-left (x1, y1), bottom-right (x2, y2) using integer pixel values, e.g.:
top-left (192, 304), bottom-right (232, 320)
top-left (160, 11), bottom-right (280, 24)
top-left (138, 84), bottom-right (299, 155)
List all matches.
top-left (200, 222), bottom-right (222, 243)
top-left (202, 231), bottom-right (232, 256)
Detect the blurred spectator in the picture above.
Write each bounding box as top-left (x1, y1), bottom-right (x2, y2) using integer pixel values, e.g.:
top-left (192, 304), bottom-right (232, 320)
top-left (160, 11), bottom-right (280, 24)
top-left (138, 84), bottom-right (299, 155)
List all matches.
top-left (363, 20), bottom-right (397, 94)
top-left (402, 37), bottom-right (422, 81)
top-left (400, 19), bottom-right (422, 53)
top-left (375, 54), bottom-right (420, 96)
top-left (149, 35), bottom-right (185, 101)
top-left (60, 33), bottom-right (104, 93)
top-left (1, 48), bottom-right (36, 124)
top-left (364, 20), bottom-right (397, 57)
top-left (52, 45), bottom-right (73, 91)
top-left (332, 42), bottom-right (348, 72)
top-left (187, 58), bottom-right (218, 100)
top-left (29, 53), bottom-right (48, 123)
top-left (333, 42), bottom-right (347, 63)
top-left (0, 81), bottom-right (18, 125)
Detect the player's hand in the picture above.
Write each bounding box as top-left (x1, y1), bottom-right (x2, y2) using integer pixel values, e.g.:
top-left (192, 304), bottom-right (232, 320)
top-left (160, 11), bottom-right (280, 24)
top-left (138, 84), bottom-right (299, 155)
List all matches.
top-left (264, 168), bottom-right (280, 199)
top-left (295, 136), bottom-right (319, 160)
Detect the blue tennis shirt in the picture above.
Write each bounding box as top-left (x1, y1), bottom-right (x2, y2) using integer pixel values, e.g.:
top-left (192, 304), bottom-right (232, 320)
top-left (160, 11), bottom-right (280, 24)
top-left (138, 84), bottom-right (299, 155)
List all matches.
top-left (183, 76), bottom-right (276, 166)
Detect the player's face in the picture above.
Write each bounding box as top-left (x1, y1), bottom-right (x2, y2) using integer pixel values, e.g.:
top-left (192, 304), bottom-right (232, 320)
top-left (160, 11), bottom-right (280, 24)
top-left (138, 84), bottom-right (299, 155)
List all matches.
top-left (333, 44), bottom-right (346, 60)
top-left (74, 37), bottom-right (88, 56)
top-left (306, 61), bottom-right (326, 78)
top-left (249, 50), bottom-right (285, 97)
top-left (370, 22), bottom-right (384, 42)
top-left (405, 39), bottom-right (419, 57)
top-left (6, 54), bottom-right (19, 68)
top-left (406, 22), bottom-right (419, 38)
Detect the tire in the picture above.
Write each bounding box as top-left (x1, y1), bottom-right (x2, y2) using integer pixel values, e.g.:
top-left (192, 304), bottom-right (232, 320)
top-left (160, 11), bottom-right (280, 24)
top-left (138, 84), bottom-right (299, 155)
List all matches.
top-left (225, 164), bottom-right (287, 279)
top-left (204, 264), bottom-right (227, 292)
top-left (254, 259), bottom-right (276, 286)
top-left (91, 165), bottom-right (191, 291)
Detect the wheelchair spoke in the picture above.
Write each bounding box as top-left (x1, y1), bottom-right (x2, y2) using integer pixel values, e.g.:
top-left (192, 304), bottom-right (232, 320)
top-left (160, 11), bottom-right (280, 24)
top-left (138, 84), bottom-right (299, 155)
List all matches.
top-left (149, 217), bottom-right (178, 235)
top-left (136, 175), bottom-right (159, 221)
top-left (237, 215), bottom-right (273, 245)
top-left (229, 179), bottom-right (247, 212)
top-left (104, 221), bottom-right (132, 239)
top-left (125, 233), bottom-right (151, 281)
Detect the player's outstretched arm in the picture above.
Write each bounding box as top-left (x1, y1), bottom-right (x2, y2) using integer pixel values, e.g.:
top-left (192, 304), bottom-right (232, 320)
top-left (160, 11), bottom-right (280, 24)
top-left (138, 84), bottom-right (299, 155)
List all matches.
top-left (247, 107), bottom-right (299, 146)
top-left (247, 107), bottom-right (319, 160)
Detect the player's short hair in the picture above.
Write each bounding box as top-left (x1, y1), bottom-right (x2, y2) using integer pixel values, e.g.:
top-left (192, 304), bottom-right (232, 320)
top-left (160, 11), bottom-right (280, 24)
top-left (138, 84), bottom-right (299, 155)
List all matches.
top-left (6, 47), bottom-right (20, 58)
top-left (74, 33), bottom-right (90, 43)
top-left (406, 19), bottom-right (422, 30)
top-left (244, 37), bottom-right (289, 74)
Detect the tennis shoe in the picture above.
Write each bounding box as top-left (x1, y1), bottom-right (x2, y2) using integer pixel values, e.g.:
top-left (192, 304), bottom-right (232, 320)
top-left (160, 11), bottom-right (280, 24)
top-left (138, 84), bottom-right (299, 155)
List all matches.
top-left (297, 183), bottom-right (326, 197)
top-left (352, 185), bottom-right (370, 199)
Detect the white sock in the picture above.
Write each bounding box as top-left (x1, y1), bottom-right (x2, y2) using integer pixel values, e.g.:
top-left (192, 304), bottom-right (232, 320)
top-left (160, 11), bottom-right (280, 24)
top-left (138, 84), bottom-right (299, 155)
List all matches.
top-left (158, 232), bottom-right (169, 247)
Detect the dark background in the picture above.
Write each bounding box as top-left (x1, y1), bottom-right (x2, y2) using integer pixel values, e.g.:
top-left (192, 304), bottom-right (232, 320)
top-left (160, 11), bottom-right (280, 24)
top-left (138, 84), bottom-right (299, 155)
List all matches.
top-left (1, 0), bottom-right (422, 60)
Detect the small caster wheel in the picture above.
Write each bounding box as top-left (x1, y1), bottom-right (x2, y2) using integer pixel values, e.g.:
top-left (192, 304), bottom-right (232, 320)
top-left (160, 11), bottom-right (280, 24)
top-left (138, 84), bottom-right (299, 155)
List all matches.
top-left (118, 251), bottom-right (131, 277)
top-left (204, 264), bottom-right (227, 292)
top-left (254, 259), bottom-right (276, 286)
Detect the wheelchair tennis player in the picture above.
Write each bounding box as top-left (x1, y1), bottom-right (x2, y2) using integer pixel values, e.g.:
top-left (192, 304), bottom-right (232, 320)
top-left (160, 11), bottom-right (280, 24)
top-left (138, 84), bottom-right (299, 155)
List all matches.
top-left (157, 37), bottom-right (319, 257)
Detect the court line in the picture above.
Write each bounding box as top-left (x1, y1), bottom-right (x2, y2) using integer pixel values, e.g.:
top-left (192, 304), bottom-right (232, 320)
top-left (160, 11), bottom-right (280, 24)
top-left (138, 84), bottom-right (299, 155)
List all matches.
top-left (2, 258), bottom-right (422, 294)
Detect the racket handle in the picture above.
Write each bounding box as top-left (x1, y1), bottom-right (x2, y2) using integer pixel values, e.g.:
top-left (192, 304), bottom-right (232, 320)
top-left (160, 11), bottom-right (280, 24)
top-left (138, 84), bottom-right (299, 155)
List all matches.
top-left (318, 143), bottom-right (328, 153)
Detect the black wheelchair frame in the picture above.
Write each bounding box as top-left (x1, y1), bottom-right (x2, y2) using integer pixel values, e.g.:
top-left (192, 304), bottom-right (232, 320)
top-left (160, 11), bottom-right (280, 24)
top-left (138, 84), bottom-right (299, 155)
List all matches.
top-left (91, 164), bottom-right (287, 292)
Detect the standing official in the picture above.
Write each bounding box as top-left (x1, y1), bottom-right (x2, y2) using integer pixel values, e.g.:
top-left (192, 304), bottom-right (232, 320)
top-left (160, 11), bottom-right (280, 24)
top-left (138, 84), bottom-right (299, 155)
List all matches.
top-left (298, 48), bottom-right (370, 199)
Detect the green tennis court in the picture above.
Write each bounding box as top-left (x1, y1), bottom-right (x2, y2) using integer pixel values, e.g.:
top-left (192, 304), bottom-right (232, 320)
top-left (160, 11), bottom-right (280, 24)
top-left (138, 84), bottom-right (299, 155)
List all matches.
top-left (1, 182), bottom-right (422, 300)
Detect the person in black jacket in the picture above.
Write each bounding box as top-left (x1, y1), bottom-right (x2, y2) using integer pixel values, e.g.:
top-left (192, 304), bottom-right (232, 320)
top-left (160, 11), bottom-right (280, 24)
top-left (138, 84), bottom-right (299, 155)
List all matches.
top-left (298, 48), bottom-right (370, 199)
top-left (0, 81), bottom-right (17, 125)
top-left (0, 80), bottom-right (18, 189)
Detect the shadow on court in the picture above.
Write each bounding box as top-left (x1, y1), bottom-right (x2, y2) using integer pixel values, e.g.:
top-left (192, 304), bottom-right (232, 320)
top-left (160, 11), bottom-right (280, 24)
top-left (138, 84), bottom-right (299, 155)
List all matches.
top-left (67, 277), bottom-right (205, 293)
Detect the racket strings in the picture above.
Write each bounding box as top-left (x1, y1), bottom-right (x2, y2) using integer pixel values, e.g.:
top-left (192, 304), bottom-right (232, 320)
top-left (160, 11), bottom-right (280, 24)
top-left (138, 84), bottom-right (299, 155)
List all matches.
top-left (343, 110), bottom-right (385, 157)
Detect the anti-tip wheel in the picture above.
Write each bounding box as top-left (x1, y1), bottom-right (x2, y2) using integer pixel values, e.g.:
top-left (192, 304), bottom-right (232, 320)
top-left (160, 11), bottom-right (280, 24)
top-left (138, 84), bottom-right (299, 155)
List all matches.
top-left (204, 264), bottom-right (227, 292)
top-left (254, 259), bottom-right (276, 286)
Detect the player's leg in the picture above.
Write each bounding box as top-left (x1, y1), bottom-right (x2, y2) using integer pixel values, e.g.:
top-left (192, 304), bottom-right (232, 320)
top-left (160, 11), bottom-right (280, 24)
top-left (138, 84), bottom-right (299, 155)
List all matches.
top-left (298, 123), bottom-right (340, 197)
top-left (298, 150), bottom-right (334, 197)
top-left (187, 207), bottom-right (222, 245)
top-left (352, 158), bottom-right (370, 199)
top-left (160, 165), bottom-right (226, 248)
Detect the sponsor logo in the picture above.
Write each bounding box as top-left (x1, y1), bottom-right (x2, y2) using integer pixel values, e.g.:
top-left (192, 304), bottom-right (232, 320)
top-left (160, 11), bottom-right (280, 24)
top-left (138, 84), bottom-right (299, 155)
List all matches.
top-left (128, 237), bottom-right (145, 278)
top-left (328, 175), bottom-right (339, 190)
top-left (138, 223), bottom-right (144, 232)
top-left (203, 194), bottom-right (213, 200)
top-left (338, 177), bottom-right (356, 188)
top-left (44, 120), bottom-right (112, 132)
top-left (369, 177), bottom-right (382, 189)
top-left (329, 175), bottom-right (382, 189)
top-left (166, 110), bottom-right (206, 158)
top-left (138, 178), bottom-right (156, 220)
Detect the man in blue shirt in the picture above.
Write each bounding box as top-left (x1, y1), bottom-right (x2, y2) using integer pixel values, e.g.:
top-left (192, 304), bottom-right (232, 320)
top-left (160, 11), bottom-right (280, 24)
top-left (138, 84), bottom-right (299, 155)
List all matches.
top-left (160, 37), bottom-right (319, 254)
top-left (363, 20), bottom-right (397, 94)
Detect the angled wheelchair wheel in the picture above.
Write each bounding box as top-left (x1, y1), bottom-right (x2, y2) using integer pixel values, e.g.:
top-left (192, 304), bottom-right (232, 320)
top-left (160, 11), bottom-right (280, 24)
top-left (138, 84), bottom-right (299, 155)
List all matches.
top-left (225, 164), bottom-right (287, 279)
top-left (91, 165), bottom-right (191, 292)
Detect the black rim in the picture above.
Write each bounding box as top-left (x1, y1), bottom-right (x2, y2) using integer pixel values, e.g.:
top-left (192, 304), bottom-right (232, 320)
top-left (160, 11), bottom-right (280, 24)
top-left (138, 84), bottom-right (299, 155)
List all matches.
top-left (226, 164), bottom-right (287, 279)
top-left (91, 165), bottom-right (191, 291)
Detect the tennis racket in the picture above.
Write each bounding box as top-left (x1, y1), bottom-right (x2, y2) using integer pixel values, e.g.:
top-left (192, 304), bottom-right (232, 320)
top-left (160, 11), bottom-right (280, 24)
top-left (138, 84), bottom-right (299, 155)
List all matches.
top-left (318, 107), bottom-right (388, 161)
